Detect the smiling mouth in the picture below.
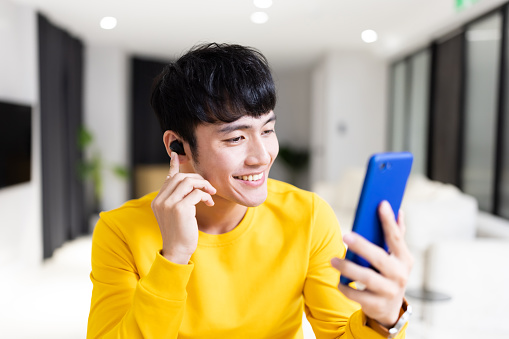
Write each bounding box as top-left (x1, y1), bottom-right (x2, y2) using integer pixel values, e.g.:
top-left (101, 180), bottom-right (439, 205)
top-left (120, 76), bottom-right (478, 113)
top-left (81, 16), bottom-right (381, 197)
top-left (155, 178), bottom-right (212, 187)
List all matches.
top-left (233, 173), bottom-right (263, 181)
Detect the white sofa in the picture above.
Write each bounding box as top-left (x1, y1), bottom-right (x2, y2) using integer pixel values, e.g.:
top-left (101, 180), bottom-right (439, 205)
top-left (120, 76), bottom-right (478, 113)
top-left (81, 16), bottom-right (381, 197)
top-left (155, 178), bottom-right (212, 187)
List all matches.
top-left (312, 169), bottom-right (509, 339)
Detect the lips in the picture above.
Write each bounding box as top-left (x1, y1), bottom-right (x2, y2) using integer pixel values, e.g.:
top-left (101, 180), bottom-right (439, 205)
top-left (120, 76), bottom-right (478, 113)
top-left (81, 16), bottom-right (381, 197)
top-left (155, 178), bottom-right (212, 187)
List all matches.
top-left (233, 173), bottom-right (263, 181)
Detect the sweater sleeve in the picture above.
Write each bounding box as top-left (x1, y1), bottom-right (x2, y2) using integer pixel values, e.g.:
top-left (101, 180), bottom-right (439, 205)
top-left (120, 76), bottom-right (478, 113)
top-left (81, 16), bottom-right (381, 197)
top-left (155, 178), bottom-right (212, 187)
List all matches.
top-left (303, 195), bottom-right (407, 339)
top-left (86, 217), bottom-right (193, 339)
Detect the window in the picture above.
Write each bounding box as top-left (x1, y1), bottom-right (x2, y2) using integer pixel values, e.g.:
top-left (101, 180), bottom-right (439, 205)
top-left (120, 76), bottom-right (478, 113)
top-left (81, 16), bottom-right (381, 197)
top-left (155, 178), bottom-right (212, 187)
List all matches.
top-left (461, 13), bottom-right (503, 212)
top-left (407, 50), bottom-right (431, 175)
top-left (389, 61), bottom-right (407, 152)
top-left (389, 49), bottom-right (432, 176)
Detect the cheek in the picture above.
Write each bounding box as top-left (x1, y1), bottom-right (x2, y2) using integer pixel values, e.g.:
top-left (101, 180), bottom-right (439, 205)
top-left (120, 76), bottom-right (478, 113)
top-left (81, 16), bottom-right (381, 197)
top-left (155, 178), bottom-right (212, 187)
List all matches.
top-left (270, 136), bottom-right (279, 160)
top-left (205, 151), bottom-right (239, 177)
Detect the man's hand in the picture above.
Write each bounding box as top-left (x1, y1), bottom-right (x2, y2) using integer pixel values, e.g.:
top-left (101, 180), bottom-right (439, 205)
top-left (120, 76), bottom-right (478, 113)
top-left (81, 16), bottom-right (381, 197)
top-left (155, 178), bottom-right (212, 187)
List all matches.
top-left (331, 201), bottom-right (413, 328)
top-left (151, 151), bottom-right (216, 265)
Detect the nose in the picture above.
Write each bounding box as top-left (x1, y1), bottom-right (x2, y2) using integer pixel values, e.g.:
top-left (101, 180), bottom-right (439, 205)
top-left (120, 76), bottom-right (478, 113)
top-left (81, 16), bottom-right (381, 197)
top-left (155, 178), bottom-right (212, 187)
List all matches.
top-left (245, 136), bottom-right (272, 166)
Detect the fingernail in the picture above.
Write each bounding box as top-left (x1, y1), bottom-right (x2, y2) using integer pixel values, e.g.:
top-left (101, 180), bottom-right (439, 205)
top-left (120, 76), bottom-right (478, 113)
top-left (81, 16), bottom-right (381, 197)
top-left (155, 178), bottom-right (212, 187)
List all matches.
top-left (343, 233), bottom-right (355, 245)
top-left (381, 200), bottom-right (391, 213)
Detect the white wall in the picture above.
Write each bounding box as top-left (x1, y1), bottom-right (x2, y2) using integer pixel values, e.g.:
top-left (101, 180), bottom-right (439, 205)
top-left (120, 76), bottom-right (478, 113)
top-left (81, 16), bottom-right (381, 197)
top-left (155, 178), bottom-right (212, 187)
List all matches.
top-left (84, 45), bottom-right (129, 212)
top-left (0, 0), bottom-right (41, 267)
top-left (271, 68), bottom-right (312, 189)
top-left (310, 51), bottom-right (388, 186)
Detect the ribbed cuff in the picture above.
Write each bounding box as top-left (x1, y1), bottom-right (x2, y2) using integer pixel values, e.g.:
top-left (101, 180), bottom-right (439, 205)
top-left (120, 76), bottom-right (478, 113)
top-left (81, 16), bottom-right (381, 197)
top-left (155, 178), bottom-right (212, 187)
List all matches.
top-left (347, 308), bottom-right (408, 339)
top-left (347, 309), bottom-right (384, 338)
top-left (140, 251), bottom-right (194, 301)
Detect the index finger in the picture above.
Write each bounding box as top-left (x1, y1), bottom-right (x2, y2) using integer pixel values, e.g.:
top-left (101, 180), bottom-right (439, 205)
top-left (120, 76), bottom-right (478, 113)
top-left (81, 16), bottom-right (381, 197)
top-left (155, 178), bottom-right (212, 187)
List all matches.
top-left (168, 151), bottom-right (180, 178)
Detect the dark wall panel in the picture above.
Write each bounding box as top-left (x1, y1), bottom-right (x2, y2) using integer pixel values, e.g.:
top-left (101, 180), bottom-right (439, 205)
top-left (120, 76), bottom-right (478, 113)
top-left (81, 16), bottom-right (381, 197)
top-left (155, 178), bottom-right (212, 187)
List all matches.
top-left (39, 14), bottom-right (85, 259)
top-left (132, 58), bottom-right (169, 165)
top-left (428, 32), bottom-right (465, 187)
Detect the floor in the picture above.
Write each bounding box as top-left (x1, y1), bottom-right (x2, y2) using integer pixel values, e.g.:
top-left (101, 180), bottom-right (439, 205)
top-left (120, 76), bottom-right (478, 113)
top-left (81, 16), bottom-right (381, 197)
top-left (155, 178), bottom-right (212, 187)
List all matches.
top-left (1, 236), bottom-right (92, 339)
top-left (0, 235), bottom-right (435, 339)
top-left (0, 236), bottom-right (317, 339)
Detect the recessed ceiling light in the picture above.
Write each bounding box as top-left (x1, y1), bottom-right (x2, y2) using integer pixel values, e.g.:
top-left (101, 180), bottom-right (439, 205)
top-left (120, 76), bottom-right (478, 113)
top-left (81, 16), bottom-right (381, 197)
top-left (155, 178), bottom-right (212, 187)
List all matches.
top-left (254, 0), bottom-right (273, 9)
top-left (361, 29), bottom-right (378, 43)
top-left (100, 17), bottom-right (117, 30)
top-left (251, 12), bottom-right (269, 24)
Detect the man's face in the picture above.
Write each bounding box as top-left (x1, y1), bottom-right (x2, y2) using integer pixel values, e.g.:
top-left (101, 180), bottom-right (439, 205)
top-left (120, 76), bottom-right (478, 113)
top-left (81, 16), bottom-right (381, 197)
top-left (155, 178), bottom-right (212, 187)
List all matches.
top-left (188, 111), bottom-right (278, 207)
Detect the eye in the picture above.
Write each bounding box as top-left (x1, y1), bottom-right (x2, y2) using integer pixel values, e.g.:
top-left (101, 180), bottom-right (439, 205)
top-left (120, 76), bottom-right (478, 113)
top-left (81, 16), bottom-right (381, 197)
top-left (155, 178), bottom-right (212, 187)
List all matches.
top-left (263, 129), bottom-right (275, 135)
top-left (225, 136), bottom-right (244, 143)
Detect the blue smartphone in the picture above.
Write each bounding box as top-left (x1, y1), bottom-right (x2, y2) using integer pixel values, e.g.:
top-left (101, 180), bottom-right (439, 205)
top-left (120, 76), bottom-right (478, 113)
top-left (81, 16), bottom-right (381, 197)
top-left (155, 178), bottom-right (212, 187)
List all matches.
top-left (339, 152), bottom-right (413, 285)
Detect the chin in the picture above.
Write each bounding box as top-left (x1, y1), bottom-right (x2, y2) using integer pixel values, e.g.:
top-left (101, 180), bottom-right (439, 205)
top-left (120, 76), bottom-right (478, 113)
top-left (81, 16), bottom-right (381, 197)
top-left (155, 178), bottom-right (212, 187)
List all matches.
top-left (241, 191), bottom-right (268, 207)
top-left (226, 176), bottom-right (269, 207)
top-left (242, 200), bottom-right (266, 208)
top-left (230, 188), bottom-right (268, 207)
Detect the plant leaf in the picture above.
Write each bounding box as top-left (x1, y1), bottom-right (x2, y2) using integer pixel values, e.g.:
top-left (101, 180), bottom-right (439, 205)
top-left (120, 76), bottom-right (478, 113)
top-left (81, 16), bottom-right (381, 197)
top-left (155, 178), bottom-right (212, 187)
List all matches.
top-left (78, 126), bottom-right (94, 149)
top-left (112, 165), bottom-right (129, 180)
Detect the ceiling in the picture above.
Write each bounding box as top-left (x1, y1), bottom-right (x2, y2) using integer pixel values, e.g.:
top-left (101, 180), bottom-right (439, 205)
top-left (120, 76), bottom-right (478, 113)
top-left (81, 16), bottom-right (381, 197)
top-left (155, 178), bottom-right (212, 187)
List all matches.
top-left (5, 0), bottom-right (508, 70)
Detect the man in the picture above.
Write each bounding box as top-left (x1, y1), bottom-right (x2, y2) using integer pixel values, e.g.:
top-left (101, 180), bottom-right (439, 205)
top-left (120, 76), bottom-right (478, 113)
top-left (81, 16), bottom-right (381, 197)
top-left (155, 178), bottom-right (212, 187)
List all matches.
top-left (87, 43), bottom-right (413, 338)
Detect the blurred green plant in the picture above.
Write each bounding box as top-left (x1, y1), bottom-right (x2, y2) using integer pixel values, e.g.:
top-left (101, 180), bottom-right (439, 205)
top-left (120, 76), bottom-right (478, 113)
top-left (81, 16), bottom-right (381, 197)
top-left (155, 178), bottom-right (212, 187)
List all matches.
top-left (78, 126), bottom-right (129, 211)
top-left (278, 145), bottom-right (309, 185)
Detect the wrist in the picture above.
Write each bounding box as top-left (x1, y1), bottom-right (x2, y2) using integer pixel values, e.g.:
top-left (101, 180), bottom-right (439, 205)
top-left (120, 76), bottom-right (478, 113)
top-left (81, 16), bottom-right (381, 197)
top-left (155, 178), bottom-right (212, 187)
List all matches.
top-left (365, 299), bottom-right (411, 338)
top-left (377, 310), bottom-right (401, 329)
top-left (161, 249), bottom-right (192, 265)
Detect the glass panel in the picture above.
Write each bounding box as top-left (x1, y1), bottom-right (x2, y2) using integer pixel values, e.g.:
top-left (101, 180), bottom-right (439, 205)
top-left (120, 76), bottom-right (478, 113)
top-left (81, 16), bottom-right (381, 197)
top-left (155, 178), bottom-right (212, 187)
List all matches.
top-left (408, 49), bottom-right (431, 175)
top-left (462, 13), bottom-right (502, 211)
top-left (390, 61), bottom-right (407, 152)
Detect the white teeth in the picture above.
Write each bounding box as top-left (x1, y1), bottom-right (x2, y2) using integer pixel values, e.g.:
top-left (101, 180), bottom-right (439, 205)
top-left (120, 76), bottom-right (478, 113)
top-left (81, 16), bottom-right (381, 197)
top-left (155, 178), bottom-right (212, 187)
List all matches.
top-left (235, 173), bottom-right (263, 181)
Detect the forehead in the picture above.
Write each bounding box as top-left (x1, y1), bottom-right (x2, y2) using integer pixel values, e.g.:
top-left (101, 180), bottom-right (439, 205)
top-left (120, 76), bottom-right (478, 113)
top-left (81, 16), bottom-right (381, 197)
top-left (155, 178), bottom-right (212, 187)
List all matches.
top-left (197, 111), bottom-right (276, 135)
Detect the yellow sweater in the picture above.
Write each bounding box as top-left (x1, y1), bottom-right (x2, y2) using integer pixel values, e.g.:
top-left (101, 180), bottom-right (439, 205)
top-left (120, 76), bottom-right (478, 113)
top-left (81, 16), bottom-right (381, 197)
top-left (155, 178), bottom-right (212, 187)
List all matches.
top-left (87, 179), bottom-right (405, 338)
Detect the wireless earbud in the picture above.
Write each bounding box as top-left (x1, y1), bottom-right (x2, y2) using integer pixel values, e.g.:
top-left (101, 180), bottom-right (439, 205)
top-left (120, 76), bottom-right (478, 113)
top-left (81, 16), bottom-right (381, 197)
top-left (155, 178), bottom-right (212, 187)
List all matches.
top-left (169, 140), bottom-right (186, 156)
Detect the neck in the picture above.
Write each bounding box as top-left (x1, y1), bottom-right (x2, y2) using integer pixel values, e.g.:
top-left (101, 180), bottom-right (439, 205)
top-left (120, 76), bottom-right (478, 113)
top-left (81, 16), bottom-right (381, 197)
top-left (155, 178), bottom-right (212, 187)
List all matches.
top-left (195, 197), bottom-right (248, 235)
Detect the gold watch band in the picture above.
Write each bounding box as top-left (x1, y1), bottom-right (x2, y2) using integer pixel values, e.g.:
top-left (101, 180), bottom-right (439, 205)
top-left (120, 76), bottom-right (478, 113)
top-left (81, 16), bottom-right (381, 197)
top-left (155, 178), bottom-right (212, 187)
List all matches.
top-left (365, 298), bottom-right (410, 338)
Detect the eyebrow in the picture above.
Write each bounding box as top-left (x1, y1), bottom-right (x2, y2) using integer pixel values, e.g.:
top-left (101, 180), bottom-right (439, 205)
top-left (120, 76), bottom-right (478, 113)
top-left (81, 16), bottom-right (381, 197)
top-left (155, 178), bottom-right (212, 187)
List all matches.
top-left (218, 114), bottom-right (276, 134)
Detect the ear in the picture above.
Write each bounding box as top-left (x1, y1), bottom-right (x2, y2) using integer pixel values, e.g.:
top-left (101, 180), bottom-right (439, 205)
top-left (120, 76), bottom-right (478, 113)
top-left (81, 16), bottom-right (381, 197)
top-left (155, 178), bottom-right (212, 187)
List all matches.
top-left (163, 131), bottom-right (190, 163)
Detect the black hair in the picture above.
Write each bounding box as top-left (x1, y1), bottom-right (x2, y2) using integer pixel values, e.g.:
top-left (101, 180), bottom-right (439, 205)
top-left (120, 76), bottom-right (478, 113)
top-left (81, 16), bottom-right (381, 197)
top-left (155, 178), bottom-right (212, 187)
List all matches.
top-left (150, 43), bottom-right (277, 158)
